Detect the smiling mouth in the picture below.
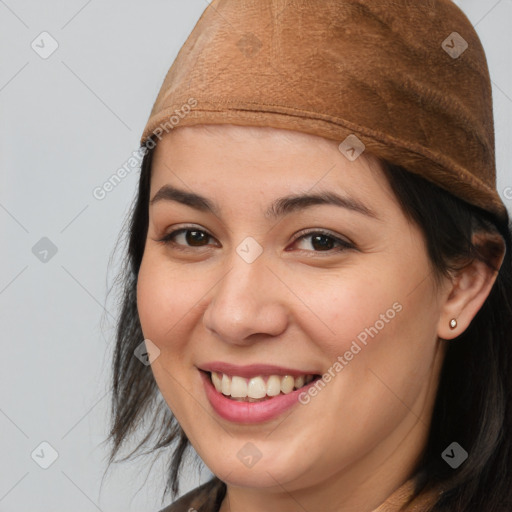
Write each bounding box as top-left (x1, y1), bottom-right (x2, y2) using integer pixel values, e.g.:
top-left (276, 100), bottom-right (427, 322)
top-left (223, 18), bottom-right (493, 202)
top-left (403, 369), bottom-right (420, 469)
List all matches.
top-left (203, 370), bottom-right (321, 402)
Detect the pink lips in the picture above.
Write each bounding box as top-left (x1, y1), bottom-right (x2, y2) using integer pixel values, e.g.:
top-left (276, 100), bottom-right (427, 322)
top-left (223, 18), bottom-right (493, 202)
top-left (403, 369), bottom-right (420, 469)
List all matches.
top-left (200, 362), bottom-right (315, 378)
top-left (199, 362), bottom-right (319, 424)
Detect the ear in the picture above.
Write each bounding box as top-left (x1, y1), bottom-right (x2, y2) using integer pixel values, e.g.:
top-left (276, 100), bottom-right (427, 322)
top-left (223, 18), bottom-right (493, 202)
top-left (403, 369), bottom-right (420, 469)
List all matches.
top-left (438, 231), bottom-right (506, 340)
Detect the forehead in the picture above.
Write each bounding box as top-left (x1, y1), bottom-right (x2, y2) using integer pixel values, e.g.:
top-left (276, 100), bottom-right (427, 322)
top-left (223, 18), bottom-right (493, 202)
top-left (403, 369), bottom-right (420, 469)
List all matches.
top-left (149, 124), bottom-right (394, 212)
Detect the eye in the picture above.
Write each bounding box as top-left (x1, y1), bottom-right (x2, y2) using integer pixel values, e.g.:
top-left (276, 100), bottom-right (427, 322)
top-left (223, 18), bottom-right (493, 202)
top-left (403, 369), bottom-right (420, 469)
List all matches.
top-left (155, 226), bottom-right (216, 249)
top-left (290, 229), bottom-right (355, 253)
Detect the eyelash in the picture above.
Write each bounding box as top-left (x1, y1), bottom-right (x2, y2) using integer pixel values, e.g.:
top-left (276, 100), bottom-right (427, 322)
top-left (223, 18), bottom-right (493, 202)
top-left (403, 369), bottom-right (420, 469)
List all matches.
top-left (155, 225), bottom-right (355, 254)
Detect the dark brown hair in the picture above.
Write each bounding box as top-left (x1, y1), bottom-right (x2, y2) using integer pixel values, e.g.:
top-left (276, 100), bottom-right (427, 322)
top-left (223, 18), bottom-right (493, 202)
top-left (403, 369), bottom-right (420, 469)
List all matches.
top-left (105, 142), bottom-right (512, 511)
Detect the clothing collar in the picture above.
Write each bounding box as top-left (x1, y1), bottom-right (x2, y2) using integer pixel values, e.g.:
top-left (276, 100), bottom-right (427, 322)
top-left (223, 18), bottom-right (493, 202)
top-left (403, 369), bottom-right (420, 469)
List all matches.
top-left (160, 475), bottom-right (444, 512)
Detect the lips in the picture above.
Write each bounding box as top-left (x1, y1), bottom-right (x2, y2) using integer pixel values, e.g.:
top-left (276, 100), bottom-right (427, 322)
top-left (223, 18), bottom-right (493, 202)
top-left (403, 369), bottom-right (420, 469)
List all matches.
top-left (198, 362), bottom-right (321, 423)
top-left (200, 362), bottom-right (319, 379)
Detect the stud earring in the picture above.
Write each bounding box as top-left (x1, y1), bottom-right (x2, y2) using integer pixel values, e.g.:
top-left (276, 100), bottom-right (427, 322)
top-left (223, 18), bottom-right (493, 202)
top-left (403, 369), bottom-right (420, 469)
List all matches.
top-left (449, 318), bottom-right (457, 329)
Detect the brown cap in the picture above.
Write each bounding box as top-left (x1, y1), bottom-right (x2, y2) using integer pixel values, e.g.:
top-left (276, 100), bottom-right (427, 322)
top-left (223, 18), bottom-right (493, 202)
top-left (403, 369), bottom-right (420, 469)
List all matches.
top-left (141, 0), bottom-right (508, 222)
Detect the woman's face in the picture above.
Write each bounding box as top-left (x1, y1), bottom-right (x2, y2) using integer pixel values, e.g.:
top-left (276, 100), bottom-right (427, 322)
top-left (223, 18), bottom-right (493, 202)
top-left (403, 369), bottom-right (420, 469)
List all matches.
top-left (137, 124), bottom-right (448, 500)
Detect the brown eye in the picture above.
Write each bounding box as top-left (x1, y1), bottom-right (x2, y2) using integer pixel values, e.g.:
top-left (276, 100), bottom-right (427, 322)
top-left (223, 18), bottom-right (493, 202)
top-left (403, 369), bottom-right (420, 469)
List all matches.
top-left (292, 230), bottom-right (355, 253)
top-left (156, 228), bottom-right (214, 248)
top-left (309, 234), bottom-right (336, 251)
top-left (184, 229), bottom-right (209, 246)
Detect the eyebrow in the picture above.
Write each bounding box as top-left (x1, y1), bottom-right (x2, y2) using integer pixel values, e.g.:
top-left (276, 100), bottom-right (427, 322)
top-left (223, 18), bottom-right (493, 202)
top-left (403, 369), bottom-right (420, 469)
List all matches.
top-left (150, 185), bottom-right (378, 220)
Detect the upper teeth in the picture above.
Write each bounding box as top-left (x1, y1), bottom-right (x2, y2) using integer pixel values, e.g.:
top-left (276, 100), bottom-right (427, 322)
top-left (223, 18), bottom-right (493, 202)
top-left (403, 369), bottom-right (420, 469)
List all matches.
top-left (210, 372), bottom-right (314, 399)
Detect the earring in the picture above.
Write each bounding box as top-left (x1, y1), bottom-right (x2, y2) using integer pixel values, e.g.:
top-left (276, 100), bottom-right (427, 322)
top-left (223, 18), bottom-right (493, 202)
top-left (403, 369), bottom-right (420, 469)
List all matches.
top-left (449, 319), bottom-right (457, 329)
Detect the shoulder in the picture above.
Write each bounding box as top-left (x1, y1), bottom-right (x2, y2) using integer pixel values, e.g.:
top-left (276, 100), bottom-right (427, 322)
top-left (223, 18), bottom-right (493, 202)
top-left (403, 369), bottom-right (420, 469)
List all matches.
top-left (158, 477), bottom-right (226, 512)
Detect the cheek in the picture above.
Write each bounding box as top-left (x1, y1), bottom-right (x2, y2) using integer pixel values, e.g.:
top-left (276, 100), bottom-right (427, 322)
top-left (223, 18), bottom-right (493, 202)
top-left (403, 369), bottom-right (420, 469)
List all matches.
top-left (290, 266), bottom-right (408, 355)
top-left (136, 252), bottom-right (201, 351)
top-left (297, 261), bottom-right (440, 391)
top-left (136, 253), bottom-right (209, 426)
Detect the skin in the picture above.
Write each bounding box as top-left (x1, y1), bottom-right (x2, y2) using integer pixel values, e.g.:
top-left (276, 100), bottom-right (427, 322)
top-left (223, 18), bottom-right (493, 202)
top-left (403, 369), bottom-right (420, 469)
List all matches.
top-left (136, 124), bottom-right (501, 512)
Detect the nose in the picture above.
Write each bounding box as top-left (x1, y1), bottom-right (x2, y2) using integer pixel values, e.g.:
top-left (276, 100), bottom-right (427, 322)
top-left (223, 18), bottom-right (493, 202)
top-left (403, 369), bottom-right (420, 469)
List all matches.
top-left (202, 254), bottom-right (289, 345)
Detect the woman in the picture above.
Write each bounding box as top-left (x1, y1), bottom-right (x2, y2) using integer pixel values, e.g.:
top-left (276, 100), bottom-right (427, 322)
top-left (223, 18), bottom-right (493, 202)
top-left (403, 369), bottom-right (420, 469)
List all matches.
top-left (107, 1), bottom-right (512, 511)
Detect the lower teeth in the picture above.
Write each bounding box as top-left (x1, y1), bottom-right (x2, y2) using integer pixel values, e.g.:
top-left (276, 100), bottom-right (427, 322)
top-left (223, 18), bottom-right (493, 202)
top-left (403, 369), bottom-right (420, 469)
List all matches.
top-left (228, 395), bottom-right (275, 402)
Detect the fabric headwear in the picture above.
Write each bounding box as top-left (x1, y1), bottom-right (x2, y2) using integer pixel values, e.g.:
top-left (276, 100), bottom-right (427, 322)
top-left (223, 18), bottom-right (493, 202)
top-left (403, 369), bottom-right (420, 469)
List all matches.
top-left (141, 0), bottom-right (508, 222)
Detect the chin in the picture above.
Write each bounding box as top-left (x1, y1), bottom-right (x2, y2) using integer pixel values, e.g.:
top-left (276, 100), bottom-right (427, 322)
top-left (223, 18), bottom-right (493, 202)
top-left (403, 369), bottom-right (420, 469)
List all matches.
top-left (199, 444), bottom-right (313, 490)
top-left (214, 463), bottom-right (294, 489)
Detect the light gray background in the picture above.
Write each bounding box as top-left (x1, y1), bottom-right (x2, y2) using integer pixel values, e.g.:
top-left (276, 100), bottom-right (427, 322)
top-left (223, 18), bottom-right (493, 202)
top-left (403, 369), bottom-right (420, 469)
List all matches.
top-left (1, 1), bottom-right (511, 511)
